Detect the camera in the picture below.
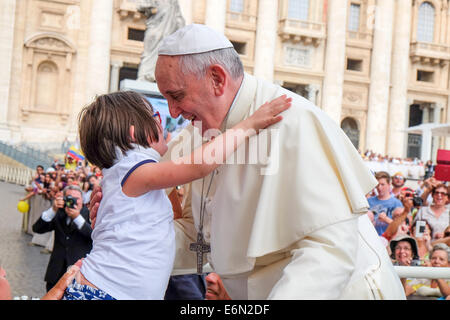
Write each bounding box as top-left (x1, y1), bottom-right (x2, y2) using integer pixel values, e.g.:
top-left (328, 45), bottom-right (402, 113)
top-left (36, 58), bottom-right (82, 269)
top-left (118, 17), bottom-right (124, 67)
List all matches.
top-left (415, 220), bottom-right (427, 238)
top-left (405, 192), bottom-right (423, 207)
top-left (63, 195), bottom-right (78, 209)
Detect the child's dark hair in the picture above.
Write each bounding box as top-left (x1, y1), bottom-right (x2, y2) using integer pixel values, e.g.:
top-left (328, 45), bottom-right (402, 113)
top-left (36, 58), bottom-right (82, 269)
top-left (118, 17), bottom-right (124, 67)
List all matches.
top-left (78, 91), bottom-right (160, 169)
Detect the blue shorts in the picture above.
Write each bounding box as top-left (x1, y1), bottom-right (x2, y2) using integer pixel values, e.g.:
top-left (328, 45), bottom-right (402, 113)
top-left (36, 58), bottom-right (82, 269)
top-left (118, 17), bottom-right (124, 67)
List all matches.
top-left (62, 279), bottom-right (116, 300)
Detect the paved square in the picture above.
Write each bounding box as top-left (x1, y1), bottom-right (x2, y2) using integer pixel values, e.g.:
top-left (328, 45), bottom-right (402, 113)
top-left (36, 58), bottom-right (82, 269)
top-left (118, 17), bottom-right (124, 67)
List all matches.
top-left (0, 181), bottom-right (49, 298)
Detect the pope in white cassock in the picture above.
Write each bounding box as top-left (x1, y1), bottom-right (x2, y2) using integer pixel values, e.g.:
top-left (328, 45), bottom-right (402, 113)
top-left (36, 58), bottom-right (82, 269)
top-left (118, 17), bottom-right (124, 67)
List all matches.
top-left (153, 24), bottom-right (405, 300)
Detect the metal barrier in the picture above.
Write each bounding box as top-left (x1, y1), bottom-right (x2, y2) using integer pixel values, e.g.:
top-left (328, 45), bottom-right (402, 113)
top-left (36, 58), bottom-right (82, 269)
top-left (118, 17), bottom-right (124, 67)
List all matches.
top-left (0, 164), bottom-right (33, 186)
top-left (394, 266), bottom-right (450, 279)
top-left (0, 140), bottom-right (53, 169)
top-left (172, 265), bottom-right (450, 280)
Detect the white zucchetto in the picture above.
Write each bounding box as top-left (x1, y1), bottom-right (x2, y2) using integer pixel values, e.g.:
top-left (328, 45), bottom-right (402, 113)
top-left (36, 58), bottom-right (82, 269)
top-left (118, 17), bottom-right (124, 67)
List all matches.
top-left (158, 24), bottom-right (233, 56)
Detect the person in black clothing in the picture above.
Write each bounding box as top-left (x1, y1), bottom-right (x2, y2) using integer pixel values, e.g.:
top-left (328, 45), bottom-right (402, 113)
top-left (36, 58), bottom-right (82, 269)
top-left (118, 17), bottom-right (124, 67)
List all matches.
top-left (33, 185), bottom-right (92, 292)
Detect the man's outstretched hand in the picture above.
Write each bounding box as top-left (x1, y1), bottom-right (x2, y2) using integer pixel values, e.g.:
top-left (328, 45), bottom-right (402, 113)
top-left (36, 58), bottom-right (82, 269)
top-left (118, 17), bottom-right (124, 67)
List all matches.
top-left (41, 265), bottom-right (79, 300)
top-left (205, 273), bottom-right (231, 300)
top-left (88, 185), bottom-right (102, 229)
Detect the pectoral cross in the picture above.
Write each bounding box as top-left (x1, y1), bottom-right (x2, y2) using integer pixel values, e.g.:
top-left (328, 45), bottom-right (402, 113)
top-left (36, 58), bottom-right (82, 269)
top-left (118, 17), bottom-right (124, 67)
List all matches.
top-left (189, 232), bottom-right (210, 274)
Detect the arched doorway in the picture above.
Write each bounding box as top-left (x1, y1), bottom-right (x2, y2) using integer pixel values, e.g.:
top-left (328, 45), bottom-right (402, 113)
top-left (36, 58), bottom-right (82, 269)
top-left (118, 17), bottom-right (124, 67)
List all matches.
top-left (341, 117), bottom-right (360, 150)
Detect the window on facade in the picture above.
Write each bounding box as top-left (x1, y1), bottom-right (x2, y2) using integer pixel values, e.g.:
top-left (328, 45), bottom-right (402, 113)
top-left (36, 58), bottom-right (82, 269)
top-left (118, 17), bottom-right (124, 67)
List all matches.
top-left (285, 45), bottom-right (311, 67)
top-left (128, 28), bottom-right (145, 42)
top-left (283, 83), bottom-right (308, 98)
top-left (119, 66), bottom-right (138, 85)
top-left (348, 3), bottom-right (361, 31)
top-left (341, 117), bottom-right (360, 149)
top-left (229, 0), bottom-right (244, 13)
top-left (288, 0), bottom-right (309, 20)
top-left (346, 58), bottom-right (363, 71)
top-left (417, 70), bottom-right (434, 82)
top-left (36, 61), bottom-right (58, 109)
top-left (231, 41), bottom-right (247, 55)
top-left (417, 2), bottom-right (435, 42)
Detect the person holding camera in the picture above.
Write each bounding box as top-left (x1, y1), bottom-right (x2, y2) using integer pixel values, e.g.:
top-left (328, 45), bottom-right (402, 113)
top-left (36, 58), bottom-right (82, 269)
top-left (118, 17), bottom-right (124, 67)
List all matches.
top-left (410, 219), bottom-right (433, 261)
top-left (32, 185), bottom-right (92, 292)
top-left (413, 184), bottom-right (449, 240)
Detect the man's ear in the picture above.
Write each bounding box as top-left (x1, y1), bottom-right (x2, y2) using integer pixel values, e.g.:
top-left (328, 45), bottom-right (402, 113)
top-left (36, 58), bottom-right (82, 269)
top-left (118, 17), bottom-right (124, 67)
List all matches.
top-left (129, 125), bottom-right (135, 142)
top-left (209, 64), bottom-right (226, 96)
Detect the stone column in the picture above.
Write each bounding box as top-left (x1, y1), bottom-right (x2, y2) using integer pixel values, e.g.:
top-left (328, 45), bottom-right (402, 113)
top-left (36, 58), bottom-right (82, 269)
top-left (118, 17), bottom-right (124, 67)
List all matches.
top-left (306, 84), bottom-right (320, 105)
top-left (178, 0), bottom-right (193, 25)
top-left (422, 105), bottom-right (430, 123)
top-left (205, 0), bottom-right (227, 34)
top-left (386, 0), bottom-right (412, 158)
top-left (85, 0), bottom-right (113, 104)
top-left (0, 0), bottom-right (16, 140)
top-left (109, 61), bottom-right (122, 93)
top-left (253, 0), bottom-right (279, 82)
top-left (431, 103), bottom-right (442, 160)
top-left (365, 0), bottom-right (395, 154)
top-left (321, 0), bottom-right (347, 123)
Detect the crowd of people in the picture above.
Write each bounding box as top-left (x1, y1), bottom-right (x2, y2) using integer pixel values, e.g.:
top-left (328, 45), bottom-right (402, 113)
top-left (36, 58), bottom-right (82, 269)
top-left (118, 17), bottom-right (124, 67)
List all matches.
top-left (1, 23), bottom-right (449, 302)
top-left (21, 155), bottom-right (102, 206)
top-left (366, 170), bottom-right (450, 299)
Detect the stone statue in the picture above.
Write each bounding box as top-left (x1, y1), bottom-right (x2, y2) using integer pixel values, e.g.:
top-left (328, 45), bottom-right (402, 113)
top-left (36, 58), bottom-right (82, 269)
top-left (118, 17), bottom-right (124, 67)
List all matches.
top-left (137, 0), bottom-right (185, 82)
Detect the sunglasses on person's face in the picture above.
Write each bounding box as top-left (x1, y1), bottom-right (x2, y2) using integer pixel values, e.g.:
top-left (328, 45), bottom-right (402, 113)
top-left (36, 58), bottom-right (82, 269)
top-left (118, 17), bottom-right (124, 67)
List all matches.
top-left (153, 111), bottom-right (162, 125)
top-left (433, 191), bottom-right (448, 197)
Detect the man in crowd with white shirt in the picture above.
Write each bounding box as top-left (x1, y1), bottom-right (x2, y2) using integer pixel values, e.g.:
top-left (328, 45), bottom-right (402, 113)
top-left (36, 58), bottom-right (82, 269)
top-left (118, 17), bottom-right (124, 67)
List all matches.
top-left (33, 185), bottom-right (92, 292)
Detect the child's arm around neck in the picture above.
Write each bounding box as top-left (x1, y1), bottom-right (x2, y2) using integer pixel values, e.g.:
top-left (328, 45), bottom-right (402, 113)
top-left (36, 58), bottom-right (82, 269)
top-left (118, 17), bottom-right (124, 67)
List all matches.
top-left (122, 95), bottom-right (291, 197)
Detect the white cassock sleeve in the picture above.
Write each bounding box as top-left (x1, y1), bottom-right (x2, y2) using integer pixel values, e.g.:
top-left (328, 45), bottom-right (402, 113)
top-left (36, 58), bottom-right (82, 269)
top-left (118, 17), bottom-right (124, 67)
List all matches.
top-left (268, 218), bottom-right (358, 299)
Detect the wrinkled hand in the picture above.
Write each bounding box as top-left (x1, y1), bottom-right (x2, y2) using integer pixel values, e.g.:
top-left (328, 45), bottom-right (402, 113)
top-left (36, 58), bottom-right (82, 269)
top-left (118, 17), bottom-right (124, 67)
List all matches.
top-left (205, 273), bottom-right (231, 300)
top-left (88, 185), bottom-right (102, 229)
top-left (41, 265), bottom-right (79, 300)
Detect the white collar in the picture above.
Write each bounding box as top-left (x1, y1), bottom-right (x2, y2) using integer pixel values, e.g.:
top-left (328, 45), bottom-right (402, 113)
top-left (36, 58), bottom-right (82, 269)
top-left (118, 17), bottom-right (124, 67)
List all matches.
top-left (113, 144), bottom-right (161, 165)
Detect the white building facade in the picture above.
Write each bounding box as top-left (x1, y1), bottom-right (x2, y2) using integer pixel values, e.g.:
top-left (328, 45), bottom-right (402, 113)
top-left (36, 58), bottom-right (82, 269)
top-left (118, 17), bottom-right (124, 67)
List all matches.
top-left (0, 0), bottom-right (449, 160)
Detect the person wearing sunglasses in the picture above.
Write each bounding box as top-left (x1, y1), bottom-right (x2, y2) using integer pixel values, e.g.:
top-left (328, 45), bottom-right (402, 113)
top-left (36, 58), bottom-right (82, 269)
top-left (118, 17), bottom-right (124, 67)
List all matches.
top-left (413, 184), bottom-right (450, 240)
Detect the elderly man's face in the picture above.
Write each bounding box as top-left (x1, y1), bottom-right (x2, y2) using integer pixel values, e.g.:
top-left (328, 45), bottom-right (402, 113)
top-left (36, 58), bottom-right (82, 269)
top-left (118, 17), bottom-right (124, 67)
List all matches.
top-left (155, 56), bottom-right (221, 134)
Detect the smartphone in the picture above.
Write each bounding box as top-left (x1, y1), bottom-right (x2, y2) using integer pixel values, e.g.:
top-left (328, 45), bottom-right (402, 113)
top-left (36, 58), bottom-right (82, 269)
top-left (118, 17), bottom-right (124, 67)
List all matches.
top-left (415, 220), bottom-right (426, 238)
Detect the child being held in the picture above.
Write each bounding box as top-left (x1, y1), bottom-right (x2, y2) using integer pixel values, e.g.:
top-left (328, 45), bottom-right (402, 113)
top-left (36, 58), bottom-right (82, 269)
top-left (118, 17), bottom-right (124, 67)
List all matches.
top-left (66, 91), bottom-right (291, 300)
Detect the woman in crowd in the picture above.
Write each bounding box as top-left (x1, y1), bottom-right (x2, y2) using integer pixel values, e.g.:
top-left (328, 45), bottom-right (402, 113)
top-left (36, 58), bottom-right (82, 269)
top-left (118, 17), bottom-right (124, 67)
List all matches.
top-left (408, 244), bottom-right (450, 299)
top-left (410, 219), bottom-right (433, 262)
top-left (389, 235), bottom-right (421, 296)
top-left (414, 184), bottom-right (449, 240)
